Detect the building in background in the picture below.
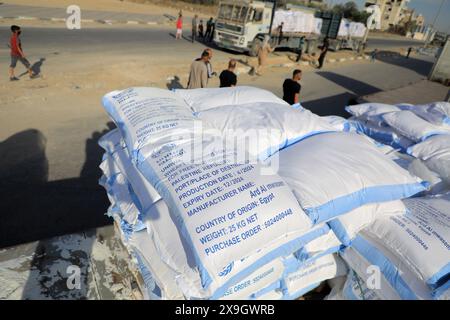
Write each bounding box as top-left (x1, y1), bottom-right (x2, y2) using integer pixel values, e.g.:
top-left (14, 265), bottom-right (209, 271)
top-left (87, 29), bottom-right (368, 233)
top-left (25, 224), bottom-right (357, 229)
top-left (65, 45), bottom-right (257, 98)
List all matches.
top-left (364, 0), bottom-right (411, 31)
top-left (415, 14), bottom-right (425, 28)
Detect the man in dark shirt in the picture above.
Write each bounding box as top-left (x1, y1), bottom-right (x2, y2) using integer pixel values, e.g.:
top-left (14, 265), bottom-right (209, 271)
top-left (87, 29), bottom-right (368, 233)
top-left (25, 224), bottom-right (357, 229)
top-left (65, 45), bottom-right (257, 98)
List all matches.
top-left (219, 59), bottom-right (237, 88)
top-left (317, 37), bottom-right (329, 69)
top-left (282, 69), bottom-right (302, 105)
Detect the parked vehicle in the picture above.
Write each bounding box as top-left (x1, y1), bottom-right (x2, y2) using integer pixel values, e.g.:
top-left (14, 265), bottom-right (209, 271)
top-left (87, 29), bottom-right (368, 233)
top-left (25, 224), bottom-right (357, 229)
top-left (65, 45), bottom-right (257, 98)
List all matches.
top-left (213, 0), bottom-right (367, 56)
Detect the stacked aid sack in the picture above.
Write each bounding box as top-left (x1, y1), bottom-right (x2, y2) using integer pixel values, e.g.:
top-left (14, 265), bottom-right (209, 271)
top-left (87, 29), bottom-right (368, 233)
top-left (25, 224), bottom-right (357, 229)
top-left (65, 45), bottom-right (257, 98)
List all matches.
top-left (323, 102), bottom-right (450, 300)
top-left (98, 86), bottom-right (431, 300)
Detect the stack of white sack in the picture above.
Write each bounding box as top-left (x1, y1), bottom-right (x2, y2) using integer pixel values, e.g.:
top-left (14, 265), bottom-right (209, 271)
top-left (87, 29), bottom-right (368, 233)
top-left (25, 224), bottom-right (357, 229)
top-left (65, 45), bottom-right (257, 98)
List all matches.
top-left (98, 86), bottom-right (428, 300)
top-left (272, 10), bottom-right (316, 34)
top-left (346, 102), bottom-right (450, 189)
top-left (326, 193), bottom-right (450, 300)
top-left (336, 19), bottom-right (366, 38)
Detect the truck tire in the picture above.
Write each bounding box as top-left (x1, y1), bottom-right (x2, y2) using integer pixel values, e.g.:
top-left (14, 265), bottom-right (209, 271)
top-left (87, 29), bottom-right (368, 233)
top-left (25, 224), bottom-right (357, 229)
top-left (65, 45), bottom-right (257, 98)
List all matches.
top-left (249, 38), bottom-right (262, 57)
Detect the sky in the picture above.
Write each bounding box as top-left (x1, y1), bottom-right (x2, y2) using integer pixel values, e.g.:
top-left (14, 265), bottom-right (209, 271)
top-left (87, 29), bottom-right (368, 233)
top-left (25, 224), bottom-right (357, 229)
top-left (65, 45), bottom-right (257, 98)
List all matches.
top-left (328, 0), bottom-right (450, 33)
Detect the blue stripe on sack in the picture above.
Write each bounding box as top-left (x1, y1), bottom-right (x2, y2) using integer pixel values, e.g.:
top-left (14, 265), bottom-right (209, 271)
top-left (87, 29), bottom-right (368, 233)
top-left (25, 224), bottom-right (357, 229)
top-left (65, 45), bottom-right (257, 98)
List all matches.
top-left (427, 261), bottom-right (450, 289)
top-left (343, 275), bottom-right (360, 300)
top-left (304, 182), bottom-right (428, 224)
top-left (209, 227), bottom-right (328, 300)
top-left (351, 235), bottom-right (417, 300)
top-left (102, 95), bottom-right (136, 162)
top-left (432, 280), bottom-right (450, 299)
top-left (327, 218), bottom-right (353, 246)
top-left (282, 282), bottom-right (321, 300)
top-left (250, 280), bottom-right (282, 300)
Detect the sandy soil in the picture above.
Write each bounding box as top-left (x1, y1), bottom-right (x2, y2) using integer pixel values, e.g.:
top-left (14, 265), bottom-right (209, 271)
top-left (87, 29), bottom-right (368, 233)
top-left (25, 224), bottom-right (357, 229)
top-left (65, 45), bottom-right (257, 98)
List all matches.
top-left (3, 0), bottom-right (216, 16)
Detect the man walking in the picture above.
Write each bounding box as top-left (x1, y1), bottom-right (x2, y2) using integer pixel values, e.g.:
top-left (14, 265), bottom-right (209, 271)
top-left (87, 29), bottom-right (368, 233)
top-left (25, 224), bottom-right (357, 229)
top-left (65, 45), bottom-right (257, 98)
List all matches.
top-left (406, 47), bottom-right (412, 59)
top-left (317, 37), bottom-right (329, 69)
top-left (277, 22), bottom-right (284, 45)
top-left (9, 25), bottom-right (35, 81)
top-left (296, 36), bottom-right (305, 62)
top-left (205, 17), bottom-right (214, 42)
top-left (191, 15), bottom-right (198, 43)
top-left (219, 59), bottom-right (237, 88)
top-left (208, 19), bottom-right (215, 43)
top-left (187, 51), bottom-right (209, 89)
top-left (371, 48), bottom-right (378, 62)
top-left (282, 69), bottom-right (302, 105)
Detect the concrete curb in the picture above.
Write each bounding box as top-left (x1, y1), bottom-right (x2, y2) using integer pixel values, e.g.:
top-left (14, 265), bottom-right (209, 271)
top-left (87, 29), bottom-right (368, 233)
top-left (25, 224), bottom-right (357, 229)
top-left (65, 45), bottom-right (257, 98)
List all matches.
top-left (1, 15), bottom-right (164, 26)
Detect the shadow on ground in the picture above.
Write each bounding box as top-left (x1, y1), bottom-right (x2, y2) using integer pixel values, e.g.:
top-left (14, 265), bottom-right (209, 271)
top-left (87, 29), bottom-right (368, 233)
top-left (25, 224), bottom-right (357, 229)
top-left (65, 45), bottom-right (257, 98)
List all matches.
top-left (375, 50), bottom-right (434, 77)
top-left (166, 75), bottom-right (184, 90)
top-left (0, 123), bottom-right (115, 249)
top-left (302, 72), bottom-right (379, 117)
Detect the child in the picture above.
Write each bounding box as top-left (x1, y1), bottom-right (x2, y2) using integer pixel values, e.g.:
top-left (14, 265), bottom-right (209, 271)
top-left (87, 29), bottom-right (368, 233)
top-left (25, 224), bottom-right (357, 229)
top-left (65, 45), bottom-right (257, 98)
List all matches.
top-left (371, 48), bottom-right (378, 62)
top-left (9, 25), bottom-right (36, 81)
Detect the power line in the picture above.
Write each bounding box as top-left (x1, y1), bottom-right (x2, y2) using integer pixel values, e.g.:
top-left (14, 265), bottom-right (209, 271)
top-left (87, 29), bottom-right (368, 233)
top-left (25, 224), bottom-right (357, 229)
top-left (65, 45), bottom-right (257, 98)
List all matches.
top-left (431, 0), bottom-right (446, 30)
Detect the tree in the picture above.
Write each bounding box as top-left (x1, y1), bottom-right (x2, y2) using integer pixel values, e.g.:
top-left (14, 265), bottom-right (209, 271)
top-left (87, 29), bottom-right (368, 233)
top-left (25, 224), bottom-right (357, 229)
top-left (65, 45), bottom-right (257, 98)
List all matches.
top-left (332, 1), bottom-right (370, 23)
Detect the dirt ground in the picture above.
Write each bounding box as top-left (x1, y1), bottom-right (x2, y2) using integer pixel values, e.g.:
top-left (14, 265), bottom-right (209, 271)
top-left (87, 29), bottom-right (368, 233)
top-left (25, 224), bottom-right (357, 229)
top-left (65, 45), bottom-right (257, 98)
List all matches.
top-left (3, 0), bottom-right (217, 16)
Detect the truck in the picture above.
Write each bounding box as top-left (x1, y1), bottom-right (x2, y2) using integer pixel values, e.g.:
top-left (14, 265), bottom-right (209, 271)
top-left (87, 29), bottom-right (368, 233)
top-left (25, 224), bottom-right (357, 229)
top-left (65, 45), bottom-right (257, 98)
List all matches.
top-left (328, 16), bottom-right (367, 51)
top-left (213, 0), bottom-right (367, 56)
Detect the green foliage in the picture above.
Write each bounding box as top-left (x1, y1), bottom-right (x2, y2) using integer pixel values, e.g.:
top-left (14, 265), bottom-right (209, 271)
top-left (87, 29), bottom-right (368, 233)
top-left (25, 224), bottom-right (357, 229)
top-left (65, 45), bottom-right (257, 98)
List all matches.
top-left (332, 1), bottom-right (370, 23)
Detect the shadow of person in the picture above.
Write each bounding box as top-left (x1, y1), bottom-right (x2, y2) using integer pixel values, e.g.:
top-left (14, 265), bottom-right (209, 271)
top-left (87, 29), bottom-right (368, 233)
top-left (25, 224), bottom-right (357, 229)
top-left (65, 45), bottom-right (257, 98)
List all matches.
top-left (8, 122), bottom-right (119, 299)
top-left (19, 58), bottom-right (46, 78)
top-left (31, 58), bottom-right (46, 76)
top-left (0, 123), bottom-right (116, 249)
top-left (166, 76), bottom-right (184, 90)
top-left (374, 50), bottom-right (433, 77)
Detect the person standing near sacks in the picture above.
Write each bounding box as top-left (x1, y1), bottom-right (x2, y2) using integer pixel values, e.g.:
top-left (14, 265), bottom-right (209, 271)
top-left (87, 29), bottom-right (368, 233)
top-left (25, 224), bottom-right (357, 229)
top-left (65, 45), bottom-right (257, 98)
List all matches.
top-left (256, 35), bottom-right (274, 76)
top-left (205, 48), bottom-right (216, 79)
top-left (187, 50), bottom-right (209, 89)
top-left (282, 69), bottom-right (302, 105)
top-left (219, 59), bottom-right (237, 88)
top-left (191, 15), bottom-right (198, 43)
top-left (175, 13), bottom-right (183, 40)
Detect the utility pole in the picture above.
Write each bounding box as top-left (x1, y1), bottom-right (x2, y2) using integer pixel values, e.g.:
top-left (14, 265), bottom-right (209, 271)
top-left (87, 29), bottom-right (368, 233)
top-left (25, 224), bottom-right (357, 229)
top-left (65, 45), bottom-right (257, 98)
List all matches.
top-left (268, 0), bottom-right (278, 38)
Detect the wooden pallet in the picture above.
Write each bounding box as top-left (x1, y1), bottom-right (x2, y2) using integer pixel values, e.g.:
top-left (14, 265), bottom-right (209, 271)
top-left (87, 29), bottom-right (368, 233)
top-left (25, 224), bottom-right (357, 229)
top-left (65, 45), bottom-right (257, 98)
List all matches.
top-left (113, 220), bottom-right (146, 300)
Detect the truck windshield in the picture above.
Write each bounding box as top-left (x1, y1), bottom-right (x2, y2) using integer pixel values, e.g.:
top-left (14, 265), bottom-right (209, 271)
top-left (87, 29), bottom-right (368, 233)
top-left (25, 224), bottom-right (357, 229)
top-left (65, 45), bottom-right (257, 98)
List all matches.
top-left (218, 4), bottom-right (249, 23)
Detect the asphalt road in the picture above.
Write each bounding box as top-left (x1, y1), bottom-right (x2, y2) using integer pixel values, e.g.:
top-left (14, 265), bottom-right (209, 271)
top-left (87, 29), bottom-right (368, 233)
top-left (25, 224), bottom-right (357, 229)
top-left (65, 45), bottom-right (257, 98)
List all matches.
top-left (0, 25), bottom-right (425, 58)
top-left (366, 37), bottom-right (424, 50)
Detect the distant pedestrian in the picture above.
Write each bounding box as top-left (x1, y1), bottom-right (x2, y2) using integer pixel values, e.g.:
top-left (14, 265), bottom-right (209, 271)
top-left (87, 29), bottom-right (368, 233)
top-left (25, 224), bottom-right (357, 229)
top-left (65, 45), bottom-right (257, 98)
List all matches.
top-left (256, 35), bottom-right (274, 76)
top-left (371, 48), bottom-right (378, 62)
top-left (209, 20), bottom-right (215, 43)
top-left (219, 59), bottom-right (237, 88)
top-left (277, 22), bottom-right (284, 45)
top-left (317, 37), bottom-right (329, 69)
top-left (283, 69), bottom-right (302, 105)
top-left (9, 25), bottom-right (35, 81)
top-left (188, 50), bottom-right (209, 89)
top-left (198, 20), bottom-right (204, 40)
top-left (205, 17), bottom-right (214, 42)
top-left (176, 14), bottom-right (183, 40)
top-left (296, 36), bottom-right (305, 62)
top-left (406, 47), bottom-right (412, 58)
top-left (191, 15), bottom-right (198, 43)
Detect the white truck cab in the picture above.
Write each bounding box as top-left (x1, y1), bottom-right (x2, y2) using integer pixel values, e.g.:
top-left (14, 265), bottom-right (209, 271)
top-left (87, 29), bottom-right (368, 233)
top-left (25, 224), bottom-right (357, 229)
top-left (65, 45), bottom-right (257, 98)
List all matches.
top-left (214, 0), bottom-right (274, 56)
